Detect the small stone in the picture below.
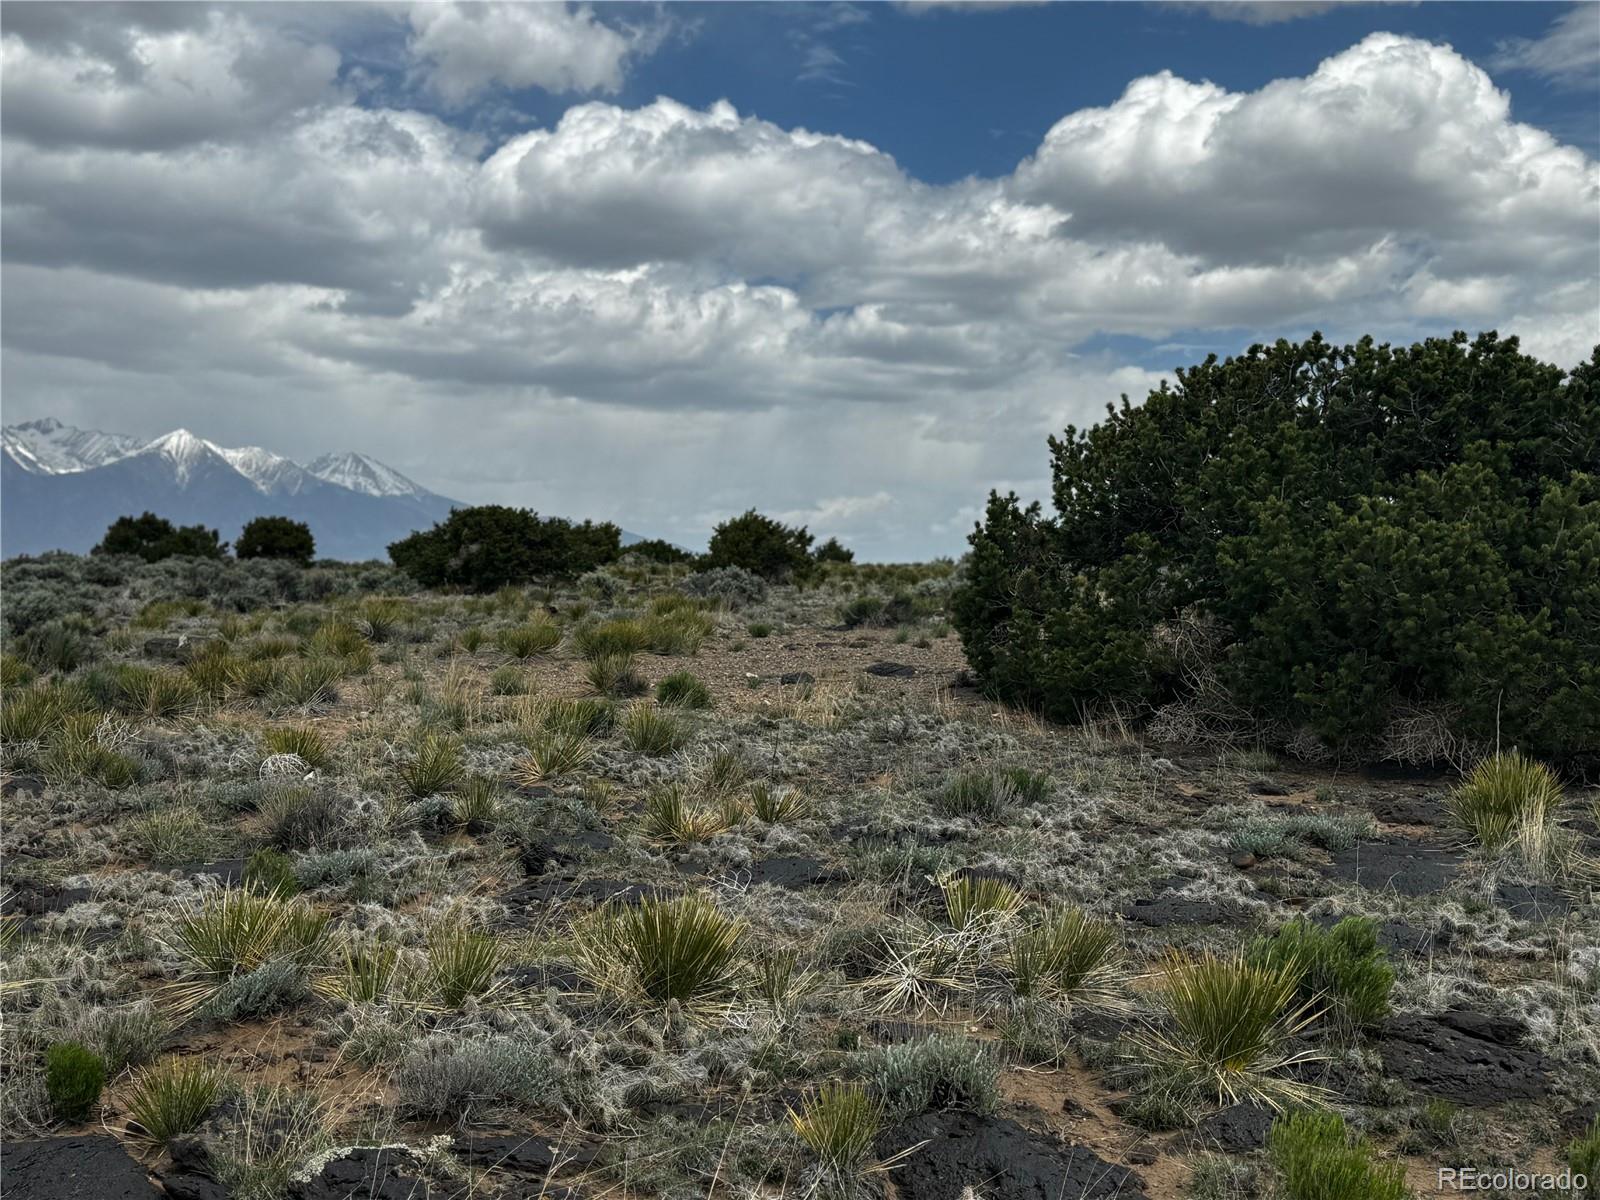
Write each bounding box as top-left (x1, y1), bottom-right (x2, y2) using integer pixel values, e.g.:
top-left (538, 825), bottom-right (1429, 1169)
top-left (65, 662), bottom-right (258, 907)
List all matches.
top-left (1229, 851), bottom-right (1257, 870)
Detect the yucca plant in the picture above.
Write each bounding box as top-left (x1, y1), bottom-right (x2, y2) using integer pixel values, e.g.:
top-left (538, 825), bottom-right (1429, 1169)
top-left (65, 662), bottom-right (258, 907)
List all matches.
top-left (1, 681), bottom-right (90, 748)
top-left (399, 734), bottom-right (463, 797)
top-left (317, 936), bottom-right (404, 1004)
top-left (263, 726), bottom-right (332, 771)
top-left (1140, 951), bottom-right (1323, 1108)
top-left (789, 1083), bottom-right (882, 1178)
top-left (575, 619), bottom-right (650, 660)
top-left (267, 657), bottom-right (345, 710)
top-left (242, 635), bottom-right (302, 661)
top-left (644, 611), bottom-right (714, 656)
top-left (934, 771), bottom-right (1017, 821)
top-left (536, 696), bottom-right (617, 738)
top-left (656, 670), bottom-right (712, 709)
top-left (1, 652), bottom-right (37, 690)
top-left (1448, 751), bottom-right (1562, 856)
top-left (170, 887), bottom-right (328, 980)
top-left (940, 874), bottom-right (1023, 931)
top-left (357, 598), bottom-right (409, 643)
top-left (642, 783), bottom-right (737, 844)
top-left (311, 621), bottom-right (370, 659)
top-left (125, 1058), bottom-right (224, 1147)
top-left (1269, 1111), bottom-right (1410, 1200)
top-left (40, 713), bottom-right (141, 788)
top-left (751, 782), bottom-right (811, 823)
top-left (182, 645), bottom-right (240, 701)
top-left (515, 729), bottom-right (595, 783)
top-left (111, 665), bottom-right (202, 721)
top-left (586, 651), bottom-right (645, 697)
top-left (622, 705), bottom-right (686, 756)
top-left (450, 776), bottom-right (502, 832)
top-left (1005, 906), bottom-right (1125, 1009)
top-left (578, 894), bottom-right (744, 1006)
top-left (424, 921), bottom-right (506, 1008)
top-left (750, 947), bottom-right (824, 1021)
top-left (489, 664), bottom-right (530, 696)
top-left (495, 621), bottom-right (562, 659)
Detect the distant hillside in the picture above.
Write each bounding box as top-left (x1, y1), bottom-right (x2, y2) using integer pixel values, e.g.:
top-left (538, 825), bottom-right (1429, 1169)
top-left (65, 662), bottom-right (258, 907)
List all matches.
top-left (1, 419), bottom-right (645, 561)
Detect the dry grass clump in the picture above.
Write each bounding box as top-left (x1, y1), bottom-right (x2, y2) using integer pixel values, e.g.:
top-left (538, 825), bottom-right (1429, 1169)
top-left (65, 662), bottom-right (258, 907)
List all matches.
top-left (496, 620), bottom-right (562, 659)
top-left (1448, 750), bottom-right (1563, 867)
top-left (751, 782), bottom-right (811, 823)
top-left (262, 725), bottom-right (332, 771)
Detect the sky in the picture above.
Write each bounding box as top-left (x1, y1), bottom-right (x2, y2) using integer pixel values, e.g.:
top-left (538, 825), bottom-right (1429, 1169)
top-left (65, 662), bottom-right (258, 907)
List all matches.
top-left (1, 1), bottom-right (1597, 560)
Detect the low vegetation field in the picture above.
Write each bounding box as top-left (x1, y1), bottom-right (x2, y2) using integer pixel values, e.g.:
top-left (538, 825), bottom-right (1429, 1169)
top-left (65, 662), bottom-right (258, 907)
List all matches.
top-left (2, 553), bottom-right (1596, 1200)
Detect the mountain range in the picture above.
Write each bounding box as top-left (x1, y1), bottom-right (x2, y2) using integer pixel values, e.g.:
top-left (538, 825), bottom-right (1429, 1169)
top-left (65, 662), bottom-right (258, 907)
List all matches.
top-left (3, 418), bottom-right (469, 561)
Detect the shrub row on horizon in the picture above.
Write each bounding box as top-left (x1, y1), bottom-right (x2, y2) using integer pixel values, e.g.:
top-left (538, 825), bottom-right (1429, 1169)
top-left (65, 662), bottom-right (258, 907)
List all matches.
top-left (76, 506), bottom-right (855, 586)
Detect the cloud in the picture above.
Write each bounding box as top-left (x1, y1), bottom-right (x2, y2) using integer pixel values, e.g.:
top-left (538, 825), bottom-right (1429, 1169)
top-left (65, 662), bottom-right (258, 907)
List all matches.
top-left (1491, 4), bottom-right (1600, 86)
top-left (406, 2), bottom-right (668, 105)
top-left (1163, 2), bottom-right (1411, 25)
top-left (1012, 33), bottom-right (1598, 275)
top-left (1, 14), bottom-right (1595, 558)
top-left (0, 7), bottom-right (340, 150)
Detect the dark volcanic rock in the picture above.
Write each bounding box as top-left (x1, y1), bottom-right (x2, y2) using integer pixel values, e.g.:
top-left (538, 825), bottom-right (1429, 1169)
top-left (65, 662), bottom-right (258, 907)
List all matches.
top-left (287, 1147), bottom-right (452, 1200)
top-left (865, 661), bottom-right (916, 678)
top-left (1323, 837), bottom-right (1463, 896)
top-left (1246, 780), bottom-right (1291, 797)
top-left (181, 858), bottom-right (247, 886)
top-left (1377, 1011), bottom-right (1552, 1104)
top-left (1368, 791), bottom-right (1450, 827)
top-left (3, 881), bottom-right (92, 916)
top-left (505, 875), bottom-right (667, 909)
top-left (878, 1112), bottom-right (1146, 1200)
top-left (1, 1135), bottom-right (160, 1200)
top-left (1193, 1104), bottom-right (1273, 1152)
top-left (2, 772), bottom-right (46, 796)
top-left (741, 855), bottom-right (831, 888)
top-left (1122, 878), bottom-right (1248, 927)
top-left (160, 1173), bottom-right (232, 1200)
top-left (500, 962), bottom-right (584, 993)
top-left (556, 830), bottom-right (616, 854)
top-left (779, 671), bottom-right (815, 686)
top-left (1495, 882), bottom-right (1572, 920)
top-left (452, 1132), bottom-right (600, 1175)
top-left (1311, 914), bottom-right (1452, 957)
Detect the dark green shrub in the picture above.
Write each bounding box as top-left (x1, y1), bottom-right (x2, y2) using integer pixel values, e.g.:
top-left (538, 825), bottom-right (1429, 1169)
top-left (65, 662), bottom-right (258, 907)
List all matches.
top-left (45, 1041), bottom-right (106, 1122)
top-left (814, 537), bottom-right (854, 564)
top-left (702, 510), bottom-right (814, 581)
top-left (1247, 916), bottom-right (1394, 1028)
top-left (243, 848), bottom-right (301, 897)
top-left (952, 333), bottom-right (1600, 761)
top-left (389, 505), bottom-right (620, 591)
top-left (15, 616), bottom-right (97, 672)
top-left (236, 517), bottom-right (315, 565)
top-left (1269, 1111), bottom-right (1408, 1200)
top-left (630, 538), bottom-right (695, 564)
top-left (93, 512), bottom-right (227, 562)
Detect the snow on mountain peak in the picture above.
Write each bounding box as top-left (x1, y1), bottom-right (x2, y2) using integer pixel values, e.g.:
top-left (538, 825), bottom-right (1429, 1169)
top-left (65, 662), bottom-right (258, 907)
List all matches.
top-left (306, 451), bottom-right (428, 499)
top-left (1, 418), bottom-right (437, 503)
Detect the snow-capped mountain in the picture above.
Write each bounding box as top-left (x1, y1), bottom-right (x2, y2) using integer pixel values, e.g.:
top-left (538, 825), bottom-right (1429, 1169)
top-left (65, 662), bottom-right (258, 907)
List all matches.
top-left (307, 451), bottom-right (431, 500)
top-left (2, 417), bottom-right (146, 475)
top-left (1, 420), bottom-right (461, 561)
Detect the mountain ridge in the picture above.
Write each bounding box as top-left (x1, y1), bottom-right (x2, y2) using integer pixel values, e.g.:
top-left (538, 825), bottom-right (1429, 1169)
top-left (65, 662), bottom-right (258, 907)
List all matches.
top-left (2, 420), bottom-right (645, 561)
